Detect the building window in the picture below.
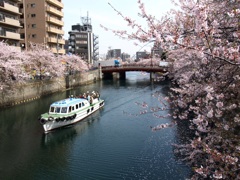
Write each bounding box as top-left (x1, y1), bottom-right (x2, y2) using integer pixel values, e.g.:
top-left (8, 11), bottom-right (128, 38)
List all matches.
top-left (30, 3), bottom-right (36, 8)
top-left (31, 14), bottom-right (36, 18)
top-left (76, 34), bottom-right (87, 38)
top-left (76, 40), bottom-right (87, 44)
top-left (0, 14), bottom-right (3, 21)
top-left (32, 34), bottom-right (37, 38)
top-left (32, 24), bottom-right (36, 28)
top-left (20, 23), bottom-right (24, 28)
top-left (20, 33), bottom-right (25, 39)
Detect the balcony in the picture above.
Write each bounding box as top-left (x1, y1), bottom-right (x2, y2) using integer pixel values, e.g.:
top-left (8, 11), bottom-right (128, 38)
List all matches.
top-left (46, 16), bottom-right (64, 26)
top-left (6, 31), bottom-right (21, 40)
top-left (46, 6), bottom-right (63, 17)
top-left (47, 27), bottom-right (64, 35)
top-left (46, 0), bottom-right (64, 8)
top-left (0, 16), bottom-right (21, 27)
top-left (51, 47), bottom-right (65, 54)
top-left (0, 30), bottom-right (21, 40)
top-left (0, 2), bottom-right (21, 15)
top-left (47, 37), bottom-right (65, 44)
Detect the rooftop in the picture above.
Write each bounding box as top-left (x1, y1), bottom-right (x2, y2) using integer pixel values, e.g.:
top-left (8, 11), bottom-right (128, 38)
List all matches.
top-left (51, 98), bottom-right (87, 107)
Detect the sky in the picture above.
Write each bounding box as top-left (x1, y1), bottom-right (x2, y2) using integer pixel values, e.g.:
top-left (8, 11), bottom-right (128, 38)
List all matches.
top-left (62, 0), bottom-right (175, 57)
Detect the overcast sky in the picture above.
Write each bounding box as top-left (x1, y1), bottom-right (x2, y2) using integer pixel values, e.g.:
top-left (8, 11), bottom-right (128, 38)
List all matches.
top-left (62, 0), bottom-right (175, 57)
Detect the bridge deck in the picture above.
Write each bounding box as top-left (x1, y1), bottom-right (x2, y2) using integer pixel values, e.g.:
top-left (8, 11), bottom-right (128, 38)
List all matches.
top-left (101, 65), bottom-right (168, 73)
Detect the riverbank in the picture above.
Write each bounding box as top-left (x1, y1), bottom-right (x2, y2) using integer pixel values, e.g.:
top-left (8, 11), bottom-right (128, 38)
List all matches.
top-left (0, 69), bottom-right (101, 109)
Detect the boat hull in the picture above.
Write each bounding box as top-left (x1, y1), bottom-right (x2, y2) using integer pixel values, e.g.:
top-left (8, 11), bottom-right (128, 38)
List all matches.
top-left (42, 100), bottom-right (104, 133)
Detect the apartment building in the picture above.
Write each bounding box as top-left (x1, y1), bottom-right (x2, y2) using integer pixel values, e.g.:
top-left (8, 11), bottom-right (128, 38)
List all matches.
top-left (0, 0), bottom-right (22, 50)
top-left (19, 0), bottom-right (65, 55)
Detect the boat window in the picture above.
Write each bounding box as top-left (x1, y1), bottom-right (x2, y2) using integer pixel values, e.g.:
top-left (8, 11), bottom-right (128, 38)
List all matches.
top-left (61, 107), bottom-right (67, 113)
top-left (68, 106), bottom-right (71, 113)
top-left (82, 102), bottom-right (84, 106)
top-left (79, 103), bottom-right (81, 108)
top-left (76, 104), bottom-right (79, 109)
top-left (55, 107), bottom-right (61, 113)
top-left (50, 106), bottom-right (55, 113)
top-left (72, 106), bottom-right (75, 111)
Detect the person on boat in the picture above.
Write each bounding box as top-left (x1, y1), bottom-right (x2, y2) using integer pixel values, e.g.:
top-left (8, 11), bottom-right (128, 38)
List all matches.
top-left (90, 96), bottom-right (93, 105)
top-left (87, 94), bottom-right (91, 102)
top-left (96, 91), bottom-right (100, 100)
top-left (91, 91), bottom-right (97, 99)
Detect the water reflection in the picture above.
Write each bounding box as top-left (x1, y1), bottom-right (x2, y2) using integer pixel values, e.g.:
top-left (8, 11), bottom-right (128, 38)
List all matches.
top-left (42, 110), bottom-right (102, 147)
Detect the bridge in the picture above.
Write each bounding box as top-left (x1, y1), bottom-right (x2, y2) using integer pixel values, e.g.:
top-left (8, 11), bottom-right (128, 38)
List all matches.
top-left (101, 64), bottom-right (168, 80)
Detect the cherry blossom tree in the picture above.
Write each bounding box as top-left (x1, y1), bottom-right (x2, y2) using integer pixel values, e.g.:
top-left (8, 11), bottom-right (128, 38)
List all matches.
top-left (134, 57), bottom-right (160, 66)
top-left (103, 0), bottom-right (240, 179)
top-left (0, 41), bottom-right (31, 91)
top-left (59, 53), bottom-right (89, 75)
top-left (25, 43), bottom-right (65, 79)
top-left (0, 42), bottom-right (89, 93)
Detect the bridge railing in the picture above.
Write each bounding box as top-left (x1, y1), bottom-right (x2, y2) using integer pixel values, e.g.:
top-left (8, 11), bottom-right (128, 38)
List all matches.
top-left (101, 64), bottom-right (169, 74)
top-left (101, 64), bottom-right (169, 69)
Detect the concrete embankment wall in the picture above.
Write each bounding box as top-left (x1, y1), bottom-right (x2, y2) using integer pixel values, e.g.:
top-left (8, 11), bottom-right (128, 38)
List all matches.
top-left (0, 70), bottom-right (101, 108)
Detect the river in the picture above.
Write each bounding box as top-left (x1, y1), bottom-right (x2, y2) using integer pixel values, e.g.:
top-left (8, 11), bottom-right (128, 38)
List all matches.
top-left (0, 72), bottom-right (192, 180)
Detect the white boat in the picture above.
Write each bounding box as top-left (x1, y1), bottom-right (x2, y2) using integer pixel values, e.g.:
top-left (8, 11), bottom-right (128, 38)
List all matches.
top-left (38, 92), bottom-right (104, 133)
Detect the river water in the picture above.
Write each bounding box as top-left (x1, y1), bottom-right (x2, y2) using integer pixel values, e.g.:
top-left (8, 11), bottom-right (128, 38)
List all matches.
top-left (0, 72), bottom-right (192, 180)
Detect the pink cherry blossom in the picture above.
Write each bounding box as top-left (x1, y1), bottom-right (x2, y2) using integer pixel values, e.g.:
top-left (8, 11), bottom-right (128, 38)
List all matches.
top-left (104, 0), bottom-right (240, 179)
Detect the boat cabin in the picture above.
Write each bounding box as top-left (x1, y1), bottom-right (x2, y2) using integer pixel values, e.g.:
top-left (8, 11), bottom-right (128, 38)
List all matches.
top-left (49, 98), bottom-right (90, 114)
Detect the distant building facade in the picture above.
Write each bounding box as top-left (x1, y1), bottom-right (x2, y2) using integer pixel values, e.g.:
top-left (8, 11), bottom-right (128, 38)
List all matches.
top-left (136, 51), bottom-right (150, 61)
top-left (121, 53), bottom-right (130, 62)
top-left (107, 49), bottom-right (121, 59)
top-left (67, 14), bottom-right (99, 64)
top-left (0, 0), bottom-right (22, 50)
top-left (18, 0), bottom-right (65, 54)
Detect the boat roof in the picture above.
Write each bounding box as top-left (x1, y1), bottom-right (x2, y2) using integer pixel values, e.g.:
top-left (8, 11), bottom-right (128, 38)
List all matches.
top-left (50, 98), bottom-right (87, 107)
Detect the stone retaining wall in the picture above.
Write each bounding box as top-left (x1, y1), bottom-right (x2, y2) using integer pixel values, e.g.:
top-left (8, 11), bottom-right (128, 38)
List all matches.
top-left (0, 70), bottom-right (101, 108)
